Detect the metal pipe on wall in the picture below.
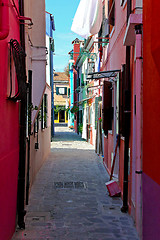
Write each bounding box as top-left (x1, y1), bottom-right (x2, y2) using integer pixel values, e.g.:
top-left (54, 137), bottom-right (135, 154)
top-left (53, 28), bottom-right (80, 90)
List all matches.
top-left (17, 0), bottom-right (27, 229)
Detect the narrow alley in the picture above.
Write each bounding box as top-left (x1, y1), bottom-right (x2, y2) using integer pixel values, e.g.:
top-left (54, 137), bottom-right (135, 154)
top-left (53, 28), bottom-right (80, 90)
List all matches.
top-left (12, 126), bottom-right (139, 240)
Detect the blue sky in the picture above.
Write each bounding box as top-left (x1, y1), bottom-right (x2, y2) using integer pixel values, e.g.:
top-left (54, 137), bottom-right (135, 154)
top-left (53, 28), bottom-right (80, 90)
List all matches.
top-left (46, 0), bottom-right (82, 72)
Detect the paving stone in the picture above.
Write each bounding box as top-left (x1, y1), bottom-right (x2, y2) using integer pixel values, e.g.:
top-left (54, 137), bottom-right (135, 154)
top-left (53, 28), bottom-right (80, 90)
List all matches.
top-left (12, 126), bottom-right (139, 240)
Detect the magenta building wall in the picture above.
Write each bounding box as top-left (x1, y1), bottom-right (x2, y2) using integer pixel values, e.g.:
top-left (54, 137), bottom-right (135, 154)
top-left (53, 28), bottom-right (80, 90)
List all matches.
top-left (0, 1), bottom-right (20, 239)
top-left (143, 1), bottom-right (160, 239)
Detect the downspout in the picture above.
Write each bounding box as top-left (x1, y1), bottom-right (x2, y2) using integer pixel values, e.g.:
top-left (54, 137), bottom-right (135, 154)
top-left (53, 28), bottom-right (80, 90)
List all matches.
top-left (121, 0), bottom-right (131, 213)
top-left (0, 0), bottom-right (9, 39)
top-left (26, 70), bottom-right (32, 205)
top-left (135, 24), bottom-right (142, 236)
top-left (17, 0), bottom-right (27, 229)
top-left (50, 16), bottom-right (54, 138)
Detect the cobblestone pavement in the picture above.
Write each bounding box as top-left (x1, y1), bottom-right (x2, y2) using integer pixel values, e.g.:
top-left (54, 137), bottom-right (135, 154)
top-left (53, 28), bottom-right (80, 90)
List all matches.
top-left (12, 126), bottom-right (139, 240)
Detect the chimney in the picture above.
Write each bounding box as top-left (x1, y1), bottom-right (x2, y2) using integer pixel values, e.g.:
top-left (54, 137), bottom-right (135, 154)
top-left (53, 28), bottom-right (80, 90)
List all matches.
top-left (72, 38), bottom-right (80, 64)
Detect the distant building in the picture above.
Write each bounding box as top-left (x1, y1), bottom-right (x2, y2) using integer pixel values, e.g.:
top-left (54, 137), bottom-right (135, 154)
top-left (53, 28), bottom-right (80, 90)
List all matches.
top-left (54, 72), bottom-right (69, 124)
top-left (46, 11), bottom-right (55, 137)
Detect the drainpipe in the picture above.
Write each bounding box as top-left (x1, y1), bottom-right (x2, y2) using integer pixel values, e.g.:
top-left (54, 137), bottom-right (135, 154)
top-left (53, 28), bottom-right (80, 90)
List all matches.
top-left (121, 0), bottom-right (132, 213)
top-left (50, 16), bottom-right (54, 138)
top-left (135, 24), bottom-right (142, 236)
top-left (26, 70), bottom-right (32, 205)
top-left (0, 0), bottom-right (9, 39)
top-left (17, 0), bottom-right (27, 229)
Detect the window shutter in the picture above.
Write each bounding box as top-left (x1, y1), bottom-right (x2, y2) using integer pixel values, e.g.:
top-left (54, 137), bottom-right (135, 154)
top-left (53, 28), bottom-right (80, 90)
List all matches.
top-left (41, 98), bottom-right (45, 129)
top-left (44, 94), bottom-right (48, 128)
top-left (81, 73), bottom-right (84, 86)
top-left (65, 87), bottom-right (67, 95)
top-left (56, 87), bottom-right (59, 95)
top-left (120, 0), bottom-right (125, 6)
top-left (102, 81), bottom-right (113, 135)
top-left (68, 88), bottom-right (70, 96)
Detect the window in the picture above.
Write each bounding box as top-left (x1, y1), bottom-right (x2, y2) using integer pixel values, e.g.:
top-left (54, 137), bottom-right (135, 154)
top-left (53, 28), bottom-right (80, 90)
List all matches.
top-left (102, 81), bottom-right (113, 135)
top-left (41, 94), bottom-right (48, 129)
top-left (88, 62), bottom-right (95, 74)
top-left (98, 4), bottom-right (109, 45)
top-left (119, 65), bottom-right (126, 136)
top-left (41, 98), bottom-right (45, 129)
top-left (120, 0), bottom-right (125, 6)
top-left (34, 115), bottom-right (39, 135)
top-left (81, 73), bottom-right (84, 86)
top-left (56, 87), bottom-right (67, 95)
top-left (108, 0), bottom-right (115, 26)
top-left (50, 38), bottom-right (55, 52)
top-left (95, 96), bottom-right (102, 129)
top-left (44, 94), bottom-right (48, 128)
top-left (68, 88), bottom-right (70, 97)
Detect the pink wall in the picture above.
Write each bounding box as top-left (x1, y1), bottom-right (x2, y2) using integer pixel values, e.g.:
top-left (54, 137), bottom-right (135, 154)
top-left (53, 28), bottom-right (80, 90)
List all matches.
top-left (103, 132), bottom-right (113, 175)
top-left (102, 2), bottom-right (126, 71)
top-left (0, 1), bottom-right (20, 239)
top-left (30, 127), bottom-right (51, 188)
top-left (102, 2), bottom-right (126, 190)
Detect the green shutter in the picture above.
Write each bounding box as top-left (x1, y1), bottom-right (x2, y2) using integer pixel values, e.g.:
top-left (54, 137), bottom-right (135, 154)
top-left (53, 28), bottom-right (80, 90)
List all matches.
top-left (56, 87), bottom-right (59, 95)
top-left (77, 78), bottom-right (80, 87)
top-left (81, 73), bottom-right (84, 86)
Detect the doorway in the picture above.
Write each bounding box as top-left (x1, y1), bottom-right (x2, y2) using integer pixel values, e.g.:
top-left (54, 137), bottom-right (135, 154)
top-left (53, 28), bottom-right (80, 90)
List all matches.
top-left (59, 110), bottom-right (65, 122)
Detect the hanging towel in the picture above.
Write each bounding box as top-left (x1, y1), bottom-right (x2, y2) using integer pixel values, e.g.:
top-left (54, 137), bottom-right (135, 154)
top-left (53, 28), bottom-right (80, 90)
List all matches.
top-left (71, 0), bottom-right (103, 39)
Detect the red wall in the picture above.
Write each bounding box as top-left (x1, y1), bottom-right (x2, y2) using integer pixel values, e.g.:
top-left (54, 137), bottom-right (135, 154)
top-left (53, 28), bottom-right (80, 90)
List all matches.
top-left (143, 1), bottom-right (160, 239)
top-left (0, 2), bottom-right (20, 239)
top-left (143, 0), bottom-right (160, 185)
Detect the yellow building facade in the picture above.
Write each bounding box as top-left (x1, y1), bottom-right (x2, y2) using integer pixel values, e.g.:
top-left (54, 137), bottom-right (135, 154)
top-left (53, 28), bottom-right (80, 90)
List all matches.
top-left (54, 72), bottom-right (69, 124)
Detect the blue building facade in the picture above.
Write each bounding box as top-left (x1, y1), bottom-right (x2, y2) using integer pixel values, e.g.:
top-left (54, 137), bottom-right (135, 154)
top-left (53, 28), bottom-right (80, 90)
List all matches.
top-left (69, 58), bottom-right (75, 128)
top-left (46, 12), bottom-right (55, 138)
